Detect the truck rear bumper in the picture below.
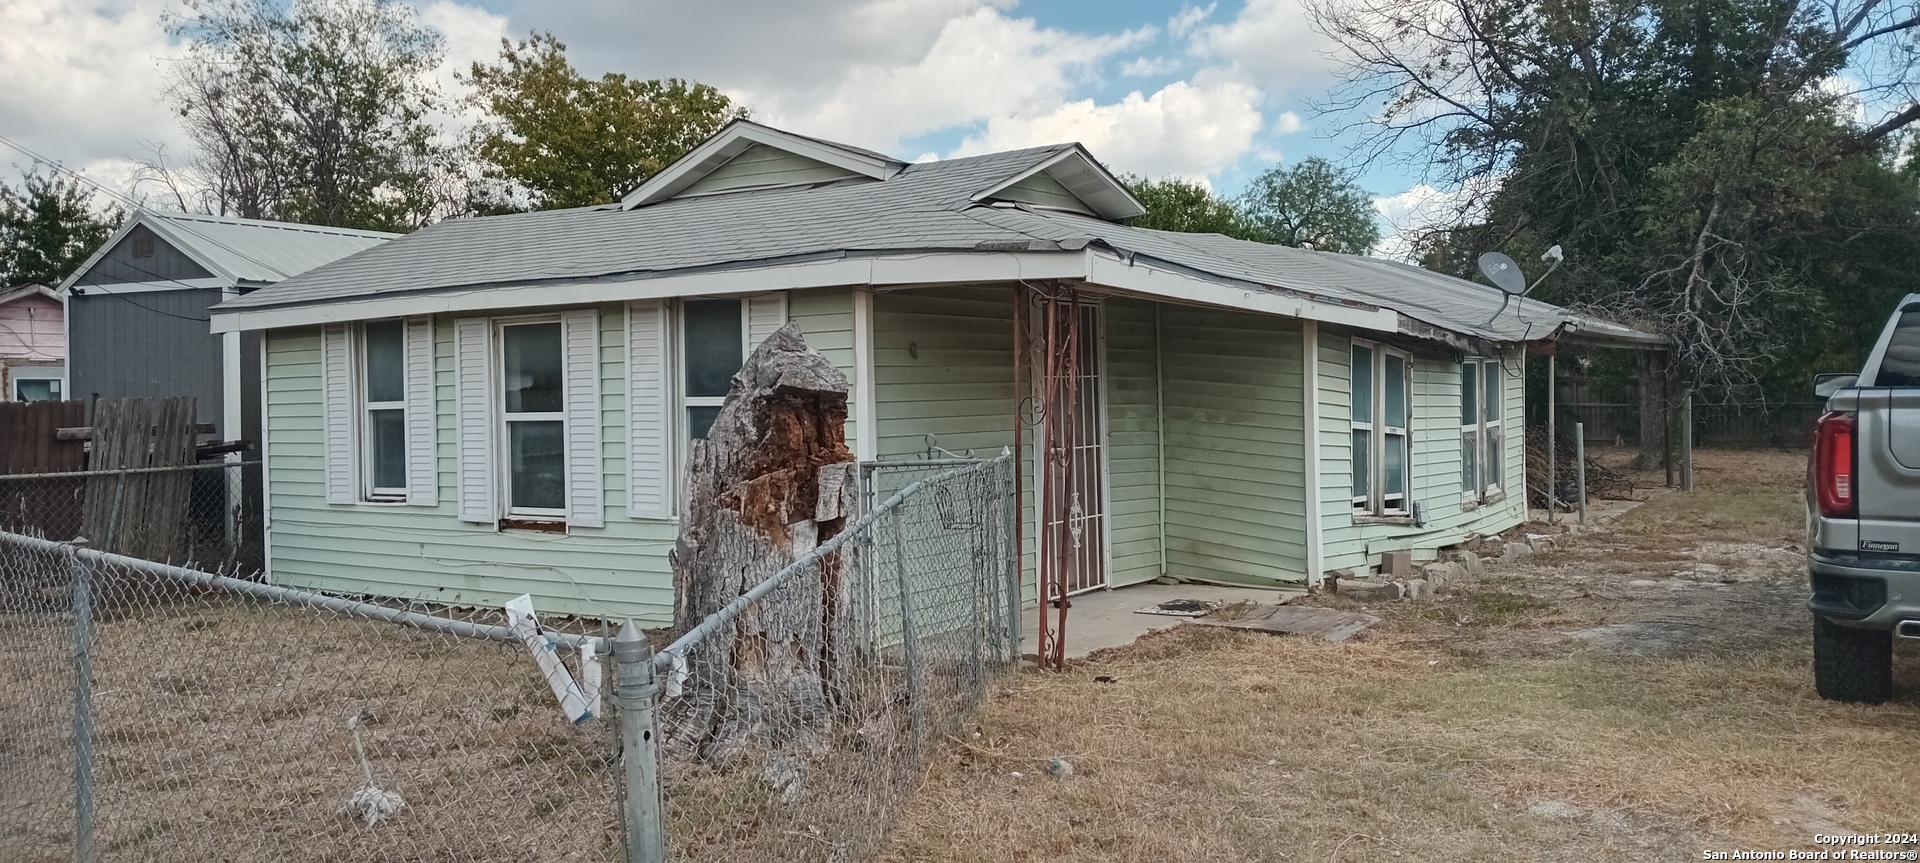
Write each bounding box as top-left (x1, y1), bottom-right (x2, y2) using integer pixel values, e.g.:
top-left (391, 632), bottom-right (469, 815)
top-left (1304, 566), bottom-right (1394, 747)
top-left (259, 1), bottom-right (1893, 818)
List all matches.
top-left (1809, 550), bottom-right (1920, 629)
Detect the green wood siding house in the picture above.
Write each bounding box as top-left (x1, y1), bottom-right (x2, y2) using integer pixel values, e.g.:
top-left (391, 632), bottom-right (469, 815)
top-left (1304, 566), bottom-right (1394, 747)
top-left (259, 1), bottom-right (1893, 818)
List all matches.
top-left (212, 120), bottom-right (1655, 625)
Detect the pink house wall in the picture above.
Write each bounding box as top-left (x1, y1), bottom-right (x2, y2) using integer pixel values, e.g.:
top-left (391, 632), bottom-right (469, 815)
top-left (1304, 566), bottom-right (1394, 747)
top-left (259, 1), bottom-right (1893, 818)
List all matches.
top-left (0, 293), bottom-right (64, 363)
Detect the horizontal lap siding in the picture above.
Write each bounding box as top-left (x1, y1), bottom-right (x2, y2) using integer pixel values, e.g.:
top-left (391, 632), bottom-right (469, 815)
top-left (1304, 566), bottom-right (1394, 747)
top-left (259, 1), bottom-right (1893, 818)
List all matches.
top-left (266, 306), bottom-right (679, 624)
top-left (787, 288), bottom-right (858, 448)
top-left (872, 287), bottom-right (1017, 460)
top-left (1159, 307), bottom-right (1307, 585)
top-left (1317, 331), bottom-right (1526, 573)
top-left (1104, 298), bottom-right (1161, 587)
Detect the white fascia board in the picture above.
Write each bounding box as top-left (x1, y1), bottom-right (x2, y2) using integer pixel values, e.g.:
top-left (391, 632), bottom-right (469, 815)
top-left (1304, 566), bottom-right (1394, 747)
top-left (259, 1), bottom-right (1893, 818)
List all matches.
top-left (210, 251), bottom-right (1092, 333)
top-left (70, 277), bottom-right (232, 296)
top-left (622, 122), bottom-right (905, 208)
top-left (1085, 254), bottom-right (1398, 333)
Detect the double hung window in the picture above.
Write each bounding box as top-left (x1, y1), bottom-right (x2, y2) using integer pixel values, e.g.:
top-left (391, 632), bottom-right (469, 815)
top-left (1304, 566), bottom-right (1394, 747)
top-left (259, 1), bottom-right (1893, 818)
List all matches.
top-left (1461, 358), bottom-right (1505, 499)
top-left (500, 321), bottom-right (567, 517)
top-left (361, 320), bottom-right (407, 500)
top-left (681, 299), bottom-right (744, 440)
top-left (1352, 341), bottom-right (1412, 516)
top-left (325, 318), bottom-right (434, 508)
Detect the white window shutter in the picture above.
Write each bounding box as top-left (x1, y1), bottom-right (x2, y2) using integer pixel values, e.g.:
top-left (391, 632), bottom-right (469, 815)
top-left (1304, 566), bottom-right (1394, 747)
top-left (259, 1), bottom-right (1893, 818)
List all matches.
top-left (626, 300), bottom-right (672, 519)
top-left (321, 323), bottom-right (355, 505)
top-left (454, 318), bottom-right (495, 524)
top-left (562, 309), bottom-right (604, 528)
top-left (746, 292), bottom-right (788, 352)
top-left (404, 317), bottom-right (438, 506)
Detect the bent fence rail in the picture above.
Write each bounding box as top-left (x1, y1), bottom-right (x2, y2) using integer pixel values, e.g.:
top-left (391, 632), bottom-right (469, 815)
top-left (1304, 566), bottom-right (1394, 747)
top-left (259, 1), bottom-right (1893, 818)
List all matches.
top-left (0, 453), bottom-right (1016, 863)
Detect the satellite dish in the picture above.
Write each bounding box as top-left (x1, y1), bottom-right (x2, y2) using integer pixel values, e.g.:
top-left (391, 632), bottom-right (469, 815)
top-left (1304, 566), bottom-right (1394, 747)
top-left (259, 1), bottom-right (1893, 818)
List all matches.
top-left (1478, 252), bottom-right (1528, 295)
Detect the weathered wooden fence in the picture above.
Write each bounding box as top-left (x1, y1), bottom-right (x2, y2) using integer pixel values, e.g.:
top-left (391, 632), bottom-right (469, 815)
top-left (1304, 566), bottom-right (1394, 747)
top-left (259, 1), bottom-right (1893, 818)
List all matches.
top-left (0, 400), bottom-right (87, 538)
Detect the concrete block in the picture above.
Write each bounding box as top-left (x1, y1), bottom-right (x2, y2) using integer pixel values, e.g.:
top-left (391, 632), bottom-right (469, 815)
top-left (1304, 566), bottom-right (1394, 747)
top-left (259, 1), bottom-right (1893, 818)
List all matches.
top-left (1381, 551), bottom-right (1415, 578)
top-left (1328, 568), bottom-right (1356, 580)
top-left (1453, 550), bottom-right (1485, 577)
top-left (1503, 541), bottom-right (1533, 560)
top-left (1336, 578), bottom-right (1402, 602)
top-left (1526, 534), bottom-right (1554, 553)
top-left (1403, 578), bottom-right (1433, 600)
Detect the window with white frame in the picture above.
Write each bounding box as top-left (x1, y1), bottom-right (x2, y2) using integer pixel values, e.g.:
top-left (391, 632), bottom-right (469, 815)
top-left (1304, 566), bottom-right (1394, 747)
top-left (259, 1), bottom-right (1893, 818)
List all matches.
top-left (323, 318), bottom-right (435, 508)
top-left (500, 320), bottom-right (567, 517)
top-left (1460, 358), bottom-right (1505, 499)
top-left (1351, 341), bottom-right (1412, 516)
top-left (360, 320), bottom-right (408, 500)
top-left (681, 298), bottom-right (744, 440)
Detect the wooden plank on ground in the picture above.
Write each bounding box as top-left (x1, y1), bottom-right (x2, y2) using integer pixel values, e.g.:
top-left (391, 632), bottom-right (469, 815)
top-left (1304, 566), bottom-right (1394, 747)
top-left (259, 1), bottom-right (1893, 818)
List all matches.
top-left (1196, 604), bottom-right (1381, 644)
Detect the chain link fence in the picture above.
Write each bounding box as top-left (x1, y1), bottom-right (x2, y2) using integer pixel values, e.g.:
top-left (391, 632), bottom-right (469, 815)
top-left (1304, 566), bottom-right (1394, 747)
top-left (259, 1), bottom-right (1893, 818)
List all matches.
top-left (645, 453), bottom-right (1020, 862)
top-left (1, 453), bottom-right (1017, 863)
top-left (0, 461), bottom-right (264, 573)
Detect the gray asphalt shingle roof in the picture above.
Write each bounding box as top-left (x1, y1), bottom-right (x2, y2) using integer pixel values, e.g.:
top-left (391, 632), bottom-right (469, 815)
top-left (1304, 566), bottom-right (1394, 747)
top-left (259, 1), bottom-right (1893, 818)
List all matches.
top-left (216, 138), bottom-right (1648, 347)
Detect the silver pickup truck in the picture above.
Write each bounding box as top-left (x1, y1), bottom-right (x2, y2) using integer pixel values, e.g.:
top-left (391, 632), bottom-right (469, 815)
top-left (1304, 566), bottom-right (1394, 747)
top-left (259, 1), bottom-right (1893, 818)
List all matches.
top-left (1808, 293), bottom-right (1920, 703)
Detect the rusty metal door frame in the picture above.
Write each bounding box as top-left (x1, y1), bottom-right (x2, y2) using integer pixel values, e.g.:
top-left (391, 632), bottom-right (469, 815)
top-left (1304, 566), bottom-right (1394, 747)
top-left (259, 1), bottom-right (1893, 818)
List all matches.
top-left (1017, 282), bottom-right (1110, 668)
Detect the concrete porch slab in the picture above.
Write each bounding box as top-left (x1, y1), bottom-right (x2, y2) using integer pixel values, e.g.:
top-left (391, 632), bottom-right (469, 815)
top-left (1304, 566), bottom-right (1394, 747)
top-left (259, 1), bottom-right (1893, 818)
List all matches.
top-left (1022, 582), bottom-right (1307, 661)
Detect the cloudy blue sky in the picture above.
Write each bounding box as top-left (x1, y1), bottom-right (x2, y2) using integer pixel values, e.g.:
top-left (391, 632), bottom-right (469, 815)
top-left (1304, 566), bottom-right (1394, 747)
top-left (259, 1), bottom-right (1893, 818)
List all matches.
top-left (0, 0), bottom-right (1452, 243)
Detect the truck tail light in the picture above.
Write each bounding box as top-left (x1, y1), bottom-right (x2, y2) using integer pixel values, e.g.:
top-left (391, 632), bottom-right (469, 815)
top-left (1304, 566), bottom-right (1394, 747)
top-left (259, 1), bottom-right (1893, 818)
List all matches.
top-left (1813, 411), bottom-right (1857, 519)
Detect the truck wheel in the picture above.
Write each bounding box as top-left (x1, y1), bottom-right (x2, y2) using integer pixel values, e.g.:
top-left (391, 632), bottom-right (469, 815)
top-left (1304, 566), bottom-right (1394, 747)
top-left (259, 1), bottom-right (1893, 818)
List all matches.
top-left (1813, 614), bottom-right (1893, 704)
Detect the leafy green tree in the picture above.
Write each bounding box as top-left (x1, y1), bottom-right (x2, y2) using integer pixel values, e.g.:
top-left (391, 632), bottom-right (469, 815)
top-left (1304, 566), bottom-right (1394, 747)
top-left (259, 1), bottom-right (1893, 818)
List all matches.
top-left (464, 33), bottom-right (746, 211)
top-left (1312, 0), bottom-right (1920, 410)
top-left (1122, 176), bottom-right (1260, 239)
top-left (0, 166), bottom-right (122, 288)
top-left (1238, 158), bottom-right (1381, 254)
top-left (156, 0), bottom-right (447, 231)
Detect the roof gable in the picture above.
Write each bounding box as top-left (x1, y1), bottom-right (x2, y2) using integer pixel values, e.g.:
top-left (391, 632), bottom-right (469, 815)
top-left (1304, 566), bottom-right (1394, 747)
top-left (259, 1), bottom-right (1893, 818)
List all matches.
top-left (57, 211), bottom-right (399, 293)
top-left (677, 142), bottom-right (866, 198)
top-left (622, 120), bottom-right (908, 208)
top-left (974, 147), bottom-right (1146, 221)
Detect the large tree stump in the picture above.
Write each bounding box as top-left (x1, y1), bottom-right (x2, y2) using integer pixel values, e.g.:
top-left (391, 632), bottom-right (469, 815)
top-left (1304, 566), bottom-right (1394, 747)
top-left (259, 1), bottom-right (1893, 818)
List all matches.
top-left (666, 323), bottom-right (858, 771)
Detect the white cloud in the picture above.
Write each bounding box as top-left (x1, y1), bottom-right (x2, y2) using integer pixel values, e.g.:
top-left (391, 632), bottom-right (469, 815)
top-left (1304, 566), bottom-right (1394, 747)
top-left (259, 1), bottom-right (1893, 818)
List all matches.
top-left (746, 7), bottom-right (1155, 152)
top-left (1189, 0), bottom-right (1335, 96)
top-left (1121, 55), bottom-right (1181, 77)
top-left (954, 78), bottom-right (1265, 181)
top-left (0, 0), bottom-right (183, 198)
top-left (1372, 181), bottom-right (1491, 260)
top-left (1168, 3), bottom-right (1217, 38)
top-left (1273, 110), bottom-right (1305, 134)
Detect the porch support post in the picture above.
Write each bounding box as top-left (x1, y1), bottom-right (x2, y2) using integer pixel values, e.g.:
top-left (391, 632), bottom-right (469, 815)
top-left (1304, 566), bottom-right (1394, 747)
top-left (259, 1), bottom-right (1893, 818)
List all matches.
top-left (1301, 321), bottom-right (1324, 586)
top-left (852, 288), bottom-right (877, 462)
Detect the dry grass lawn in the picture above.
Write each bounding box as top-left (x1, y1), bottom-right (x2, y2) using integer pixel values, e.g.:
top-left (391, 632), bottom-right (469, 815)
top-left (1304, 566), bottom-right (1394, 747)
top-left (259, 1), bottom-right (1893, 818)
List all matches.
top-left (880, 449), bottom-right (1920, 862)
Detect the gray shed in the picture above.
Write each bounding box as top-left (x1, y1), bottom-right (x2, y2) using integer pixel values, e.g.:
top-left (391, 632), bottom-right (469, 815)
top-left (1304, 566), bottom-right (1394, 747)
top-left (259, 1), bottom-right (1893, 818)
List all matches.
top-left (58, 211), bottom-right (397, 445)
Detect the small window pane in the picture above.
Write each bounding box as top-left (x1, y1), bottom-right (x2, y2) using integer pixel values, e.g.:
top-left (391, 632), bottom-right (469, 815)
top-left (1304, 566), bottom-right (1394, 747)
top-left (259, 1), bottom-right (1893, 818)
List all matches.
top-left (508, 420), bottom-right (566, 509)
top-left (1877, 309), bottom-right (1920, 386)
top-left (1485, 424), bottom-right (1504, 487)
top-left (503, 323), bottom-right (563, 413)
top-left (370, 408), bottom-right (405, 490)
top-left (364, 320), bottom-right (405, 403)
top-left (687, 406), bottom-right (722, 440)
top-left (1461, 362), bottom-right (1477, 425)
top-left (1351, 430), bottom-right (1371, 500)
top-left (1351, 345), bottom-right (1373, 423)
top-left (1461, 429), bottom-right (1478, 492)
top-left (15, 379), bottom-right (58, 402)
top-left (1385, 356), bottom-right (1407, 428)
top-left (1484, 362), bottom-right (1502, 423)
top-left (1385, 432), bottom-right (1407, 496)
top-left (685, 299), bottom-right (743, 398)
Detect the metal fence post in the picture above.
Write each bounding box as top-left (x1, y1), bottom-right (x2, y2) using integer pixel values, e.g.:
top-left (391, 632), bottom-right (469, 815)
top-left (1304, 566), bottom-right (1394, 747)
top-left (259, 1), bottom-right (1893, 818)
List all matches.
top-left (892, 503), bottom-right (925, 750)
top-left (68, 540), bottom-right (96, 863)
top-left (1575, 423), bottom-right (1589, 526)
top-left (1000, 460), bottom-right (1020, 664)
top-left (613, 621), bottom-right (664, 863)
